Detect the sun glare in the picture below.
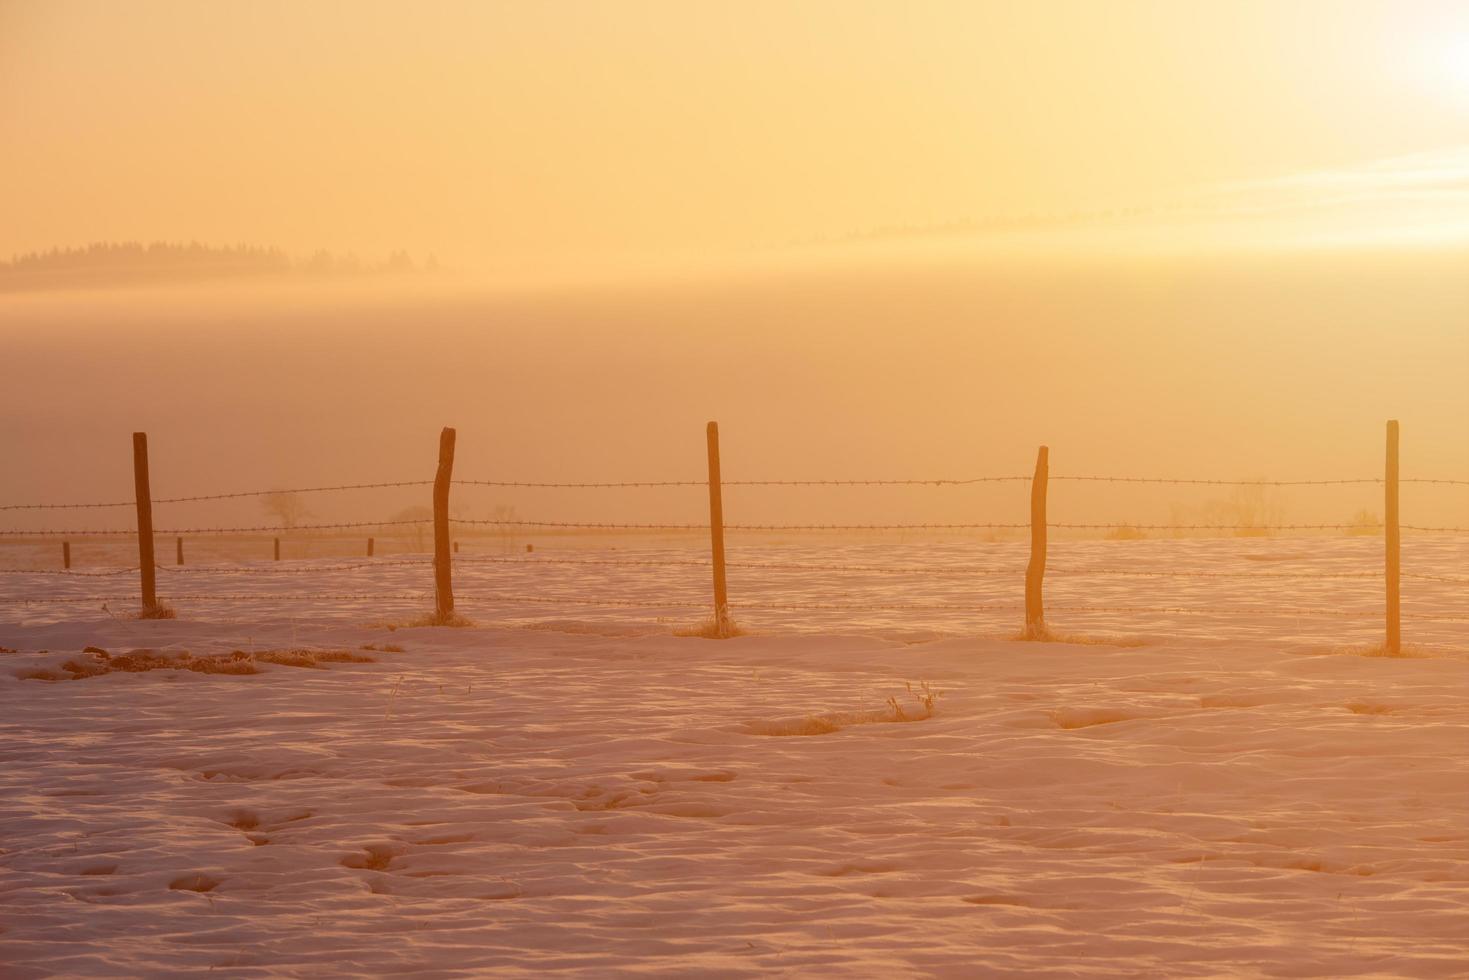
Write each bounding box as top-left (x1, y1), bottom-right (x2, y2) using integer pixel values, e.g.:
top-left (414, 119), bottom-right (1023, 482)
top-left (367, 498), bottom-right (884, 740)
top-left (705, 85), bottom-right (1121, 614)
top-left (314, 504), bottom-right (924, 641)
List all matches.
top-left (1428, 34), bottom-right (1469, 98)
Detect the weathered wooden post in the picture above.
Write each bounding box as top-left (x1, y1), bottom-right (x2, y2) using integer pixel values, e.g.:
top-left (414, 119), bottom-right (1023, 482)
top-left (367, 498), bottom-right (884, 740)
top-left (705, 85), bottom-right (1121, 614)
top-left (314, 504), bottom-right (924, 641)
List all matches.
top-left (273, 537), bottom-right (280, 561)
top-left (367, 536), bottom-right (375, 557)
top-left (176, 536), bottom-right (184, 565)
top-left (132, 432), bottom-right (158, 612)
top-left (62, 541), bottom-right (71, 570)
top-left (706, 421), bottom-right (732, 637)
top-left (433, 427), bottom-right (456, 622)
top-left (1385, 420), bottom-right (1401, 655)
top-left (1024, 445), bottom-right (1049, 638)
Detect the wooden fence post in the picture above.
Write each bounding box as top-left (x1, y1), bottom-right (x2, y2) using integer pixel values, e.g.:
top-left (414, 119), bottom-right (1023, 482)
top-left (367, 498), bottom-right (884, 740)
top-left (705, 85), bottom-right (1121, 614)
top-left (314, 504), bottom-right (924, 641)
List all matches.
top-left (273, 537), bottom-right (280, 561)
top-left (176, 536), bottom-right (183, 565)
top-left (1385, 420), bottom-right (1400, 655)
top-left (1024, 445), bottom-right (1049, 638)
top-left (433, 427), bottom-right (456, 622)
top-left (62, 541), bottom-right (71, 570)
top-left (132, 432), bottom-right (158, 612)
top-left (706, 421), bottom-right (732, 637)
top-left (367, 537), bottom-right (375, 557)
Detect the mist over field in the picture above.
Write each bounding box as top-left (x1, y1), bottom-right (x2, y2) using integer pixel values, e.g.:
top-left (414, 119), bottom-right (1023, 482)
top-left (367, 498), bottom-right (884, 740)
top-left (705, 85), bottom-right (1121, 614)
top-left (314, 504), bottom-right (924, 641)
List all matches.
top-left (3, 246), bottom-right (1466, 532)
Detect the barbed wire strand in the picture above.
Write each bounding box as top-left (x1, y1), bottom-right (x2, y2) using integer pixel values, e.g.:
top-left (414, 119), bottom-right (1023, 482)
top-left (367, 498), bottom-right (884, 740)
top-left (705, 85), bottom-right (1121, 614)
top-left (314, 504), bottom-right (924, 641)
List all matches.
top-left (0, 519), bottom-right (433, 537)
top-left (6, 518), bottom-right (1468, 538)
top-left (0, 480), bottom-right (435, 511)
top-left (449, 519), bottom-right (1033, 531)
top-left (454, 479), bottom-right (704, 489)
top-left (9, 470), bottom-right (1469, 512)
top-left (4, 555), bottom-right (1465, 585)
top-left (0, 593), bottom-right (432, 604)
top-left (449, 555), bottom-right (1443, 583)
top-left (164, 559), bottom-right (433, 575)
top-left (0, 501), bottom-right (135, 512)
top-left (5, 591), bottom-right (1464, 623)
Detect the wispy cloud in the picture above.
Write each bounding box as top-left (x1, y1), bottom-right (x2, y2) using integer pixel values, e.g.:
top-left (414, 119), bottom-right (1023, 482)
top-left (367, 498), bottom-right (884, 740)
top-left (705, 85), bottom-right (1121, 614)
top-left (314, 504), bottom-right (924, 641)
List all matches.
top-left (1138, 144), bottom-right (1469, 251)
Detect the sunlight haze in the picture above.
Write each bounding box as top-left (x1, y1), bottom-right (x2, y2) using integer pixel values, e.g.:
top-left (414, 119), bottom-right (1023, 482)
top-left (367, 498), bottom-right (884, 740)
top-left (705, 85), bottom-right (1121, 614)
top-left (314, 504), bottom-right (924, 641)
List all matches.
top-left (4, 0), bottom-right (1469, 276)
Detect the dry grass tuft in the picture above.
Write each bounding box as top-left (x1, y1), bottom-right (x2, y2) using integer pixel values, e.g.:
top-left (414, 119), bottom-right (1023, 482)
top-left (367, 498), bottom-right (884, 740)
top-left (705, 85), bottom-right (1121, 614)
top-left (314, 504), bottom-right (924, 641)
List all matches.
top-left (887, 680), bottom-right (944, 721)
top-left (673, 616), bottom-right (745, 639)
top-left (751, 715), bottom-right (845, 737)
top-left (1337, 642), bottom-right (1429, 659)
top-left (252, 648), bottom-right (375, 669)
top-left (314, 650), bottom-right (376, 663)
top-left (1014, 623), bottom-right (1147, 647)
top-left (750, 680), bottom-right (945, 737)
top-left (29, 646), bottom-right (376, 681)
top-left (168, 874), bottom-right (220, 892)
top-left (135, 603), bottom-right (177, 620)
top-left (53, 649), bottom-right (259, 679)
top-left (396, 610), bottom-right (475, 628)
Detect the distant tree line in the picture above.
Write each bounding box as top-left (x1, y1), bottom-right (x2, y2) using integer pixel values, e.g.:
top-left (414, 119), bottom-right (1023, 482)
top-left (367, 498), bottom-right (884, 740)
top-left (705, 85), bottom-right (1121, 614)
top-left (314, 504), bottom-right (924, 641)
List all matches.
top-left (0, 241), bottom-right (438, 291)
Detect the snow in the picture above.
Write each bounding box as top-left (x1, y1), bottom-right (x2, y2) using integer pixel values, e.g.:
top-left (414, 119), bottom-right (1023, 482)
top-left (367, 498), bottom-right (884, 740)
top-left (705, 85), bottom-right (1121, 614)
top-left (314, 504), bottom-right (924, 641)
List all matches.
top-left (0, 539), bottom-right (1466, 976)
top-left (2, 535), bottom-right (1467, 645)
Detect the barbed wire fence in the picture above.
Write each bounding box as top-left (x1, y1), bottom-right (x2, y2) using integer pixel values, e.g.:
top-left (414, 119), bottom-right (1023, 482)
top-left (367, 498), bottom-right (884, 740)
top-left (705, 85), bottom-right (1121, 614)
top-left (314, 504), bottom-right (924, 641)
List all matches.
top-left (1, 421), bottom-right (1466, 648)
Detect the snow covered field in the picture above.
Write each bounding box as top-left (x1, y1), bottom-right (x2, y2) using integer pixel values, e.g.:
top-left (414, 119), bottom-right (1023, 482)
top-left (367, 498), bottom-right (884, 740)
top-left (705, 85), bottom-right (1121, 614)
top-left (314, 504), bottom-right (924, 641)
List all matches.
top-left (1, 539), bottom-right (1466, 976)
top-left (2, 535), bottom-right (1467, 644)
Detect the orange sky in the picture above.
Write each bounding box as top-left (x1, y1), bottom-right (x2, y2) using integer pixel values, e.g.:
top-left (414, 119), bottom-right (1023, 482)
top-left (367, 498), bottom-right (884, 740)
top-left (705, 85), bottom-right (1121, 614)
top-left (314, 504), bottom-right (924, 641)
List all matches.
top-left (4, 0), bottom-right (1469, 278)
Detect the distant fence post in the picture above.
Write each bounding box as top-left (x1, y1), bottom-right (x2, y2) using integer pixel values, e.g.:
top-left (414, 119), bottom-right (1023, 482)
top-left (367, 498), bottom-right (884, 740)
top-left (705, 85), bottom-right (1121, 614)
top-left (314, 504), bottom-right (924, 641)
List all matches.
top-left (1024, 445), bottom-right (1049, 638)
top-left (367, 536), bottom-right (375, 557)
top-left (62, 541), bottom-right (71, 570)
top-left (132, 432), bottom-right (158, 611)
top-left (176, 536), bottom-right (183, 566)
top-left (706, 421), bottom-right (732, 637)
top-left (273, 537), bottom-right (280, 561)
top-left (433, 427), bottom-right (457, 622)
top-left (1385, 420), bottom-right (1401, 655)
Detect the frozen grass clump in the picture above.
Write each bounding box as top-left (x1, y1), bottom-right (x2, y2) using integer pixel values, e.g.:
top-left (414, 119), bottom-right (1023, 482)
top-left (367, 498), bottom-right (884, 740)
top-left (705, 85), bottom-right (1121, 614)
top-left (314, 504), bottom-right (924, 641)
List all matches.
top-left (26, 646), bottom-right (376, 681)
top-left (252, 649), bottom-right (375, 669)
top-left (1336, 642), bottom-right (1429, 659)
top-left (396, 610), bottom-right (475, 628)
top-left (1014, 623), bottom-right (1147, 647)
top-left (749, 680), bottom-right (944, 736)
top-left (886, 680), bottom-right (943, 721)
top-left (673, 617), bottom-right (745, 639)
top-left (54, 649), bottom-right (258, 679)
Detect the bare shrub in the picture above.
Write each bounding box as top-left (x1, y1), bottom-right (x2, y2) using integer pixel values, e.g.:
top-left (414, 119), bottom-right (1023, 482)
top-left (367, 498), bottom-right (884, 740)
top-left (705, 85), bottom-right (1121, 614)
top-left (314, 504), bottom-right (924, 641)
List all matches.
top-left (1346, 509), bottom-right (1383, 536)
top-left (1169, 483), bottom-right (1286, 537)
top-left (391, 506), bottom-right (434, 551)
top-left (261, 491), bottom-right (311, 530)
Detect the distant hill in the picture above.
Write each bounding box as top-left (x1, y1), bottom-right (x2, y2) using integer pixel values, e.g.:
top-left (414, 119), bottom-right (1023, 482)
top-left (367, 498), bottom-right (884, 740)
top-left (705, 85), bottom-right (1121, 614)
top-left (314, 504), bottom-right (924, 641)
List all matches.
top-left (0, 242), bottom-right (435, 292)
